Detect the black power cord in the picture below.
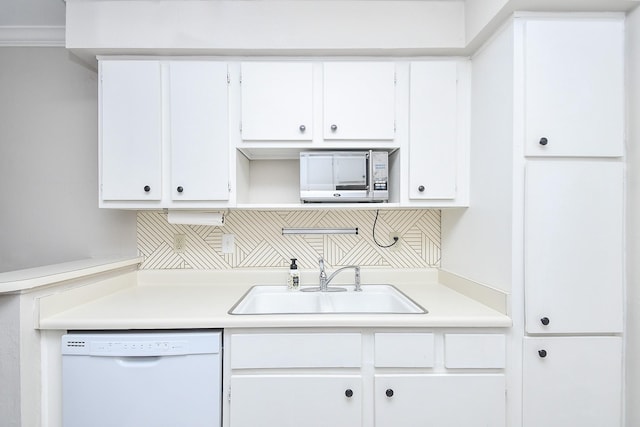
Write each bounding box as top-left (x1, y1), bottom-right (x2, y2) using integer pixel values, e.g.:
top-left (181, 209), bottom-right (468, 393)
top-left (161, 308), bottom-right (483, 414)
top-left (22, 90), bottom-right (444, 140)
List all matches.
top-left (372, 209), bottom-right (399, 249)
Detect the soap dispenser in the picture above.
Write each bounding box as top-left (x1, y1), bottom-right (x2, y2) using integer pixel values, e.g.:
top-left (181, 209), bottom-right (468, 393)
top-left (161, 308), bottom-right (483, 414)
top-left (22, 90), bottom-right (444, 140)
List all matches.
top-left (288, 258), bottom-right (300, 290)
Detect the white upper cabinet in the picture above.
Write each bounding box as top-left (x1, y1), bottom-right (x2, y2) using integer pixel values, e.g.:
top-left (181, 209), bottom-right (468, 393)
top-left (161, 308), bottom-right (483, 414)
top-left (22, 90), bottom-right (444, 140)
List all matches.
top-left (240, 62), bottom-right (314, 141)
top-left (408, 61), bottom-right (460, 201)
top-left (169, 61), bottom-right (229, 202)
top-left (323, 62), bottom-right (396, 140)
top-left (523, 17), bottom-right (624, 157)
top-left (100, 59), bottom-right (231, 208)
top-left (524, 160), bottom-right (624, 334)
top-left (99, 58), bottom-right (467, 208)
top-left (100, 60), bottom-right (162, 202)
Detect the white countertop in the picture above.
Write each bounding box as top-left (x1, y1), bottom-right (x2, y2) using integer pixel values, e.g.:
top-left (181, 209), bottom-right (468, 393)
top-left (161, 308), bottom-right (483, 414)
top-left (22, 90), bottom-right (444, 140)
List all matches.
top-left (38, 268), bottom-right (512, 329)
top-left (0, 256), bottom-right (143, 293)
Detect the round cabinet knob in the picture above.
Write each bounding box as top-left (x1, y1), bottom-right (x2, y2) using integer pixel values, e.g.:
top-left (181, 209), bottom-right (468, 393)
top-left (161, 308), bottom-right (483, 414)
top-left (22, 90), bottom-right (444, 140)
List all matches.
top-left (177, 186), bottom-right (184, 193)
top-left (539, 137), bottom-right (549, 146)
top-left (345, 389), bottom-right (353, 398)
top-left (299, 125), bottom-right (306, 133)
top-left (143, 185), bottom-right (151, 193)
top-left (330, 124), bottom-right (338, 132)
top-left (385, 389), bottom-right (394, 398)
top-left (538, 349), bottom-right (548, 358)
top-left (540, 317), bottom-right (550, 326)
top-left (418, 185), bottom-right (425, 192)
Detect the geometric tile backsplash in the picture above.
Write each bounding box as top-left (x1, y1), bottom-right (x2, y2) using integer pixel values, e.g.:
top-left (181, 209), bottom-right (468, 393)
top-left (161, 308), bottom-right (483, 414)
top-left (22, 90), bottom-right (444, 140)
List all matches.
top-left (137, 209), bottom-right (441, 270)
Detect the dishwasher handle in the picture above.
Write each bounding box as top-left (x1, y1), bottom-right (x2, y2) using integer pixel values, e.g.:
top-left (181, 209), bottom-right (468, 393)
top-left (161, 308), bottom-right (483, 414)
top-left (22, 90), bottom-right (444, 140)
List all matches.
top-left (115, 356), bottom-right (163, 367)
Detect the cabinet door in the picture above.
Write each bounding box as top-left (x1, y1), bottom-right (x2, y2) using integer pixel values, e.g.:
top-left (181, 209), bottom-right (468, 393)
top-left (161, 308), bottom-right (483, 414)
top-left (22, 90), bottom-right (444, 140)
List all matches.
top-left (523, 337), bottom-right (622, 427)
top-left (523, 18), bottom-right (624, 157)
top-left (230, 375), bottom-right (362, 427)
top-left (241, 62), bottom-right (313, 141)
top-left (323, 62), bottom-right (395, 140)
top-left (169, 61), bottom-right (229, 201)
top-left (100, 60), bottom-right (162, 201)
top-left (524, 161), bottom-right (623, 334)
top-left (375, 374), bottom-right (505, 427)
top-left (409, 61), bottom-right (458, 200)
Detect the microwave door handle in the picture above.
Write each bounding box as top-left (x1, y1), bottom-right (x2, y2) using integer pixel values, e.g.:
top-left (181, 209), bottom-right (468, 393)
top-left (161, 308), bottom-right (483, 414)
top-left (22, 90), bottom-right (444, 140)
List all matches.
top-left (367, 151), bottom-right (372, 194)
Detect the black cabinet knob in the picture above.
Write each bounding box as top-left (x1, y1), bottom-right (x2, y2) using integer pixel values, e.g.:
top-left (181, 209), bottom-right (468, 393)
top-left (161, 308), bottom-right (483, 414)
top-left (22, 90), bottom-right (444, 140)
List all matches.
top-left (538, 349), bottom-right (548, 358)
top-left (539, 137), bottom-right (548, 146)
top-left (144, 185), bottom-right (151, 192)
top-left (330, 124), bottom-right (338, 131)
top-left (345, 389), bottom-right (353, 398)
top-left (540, 317), bottom-right (550, 326)
top-left (418, 185), bottom-right (425, 192)
top-left (299, 125), bottom-right (306, 132)
top-left (385, 389), bottom-right (394, 398)
top-left (177, 186), bottom-right (184, 193)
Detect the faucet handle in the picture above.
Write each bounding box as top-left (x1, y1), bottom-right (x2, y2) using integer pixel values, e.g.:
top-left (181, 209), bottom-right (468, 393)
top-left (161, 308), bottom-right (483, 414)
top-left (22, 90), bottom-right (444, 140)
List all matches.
top-left (354, 266), bottom-right (362, 292)
top-left (318, 258), bottom-right (327, 290)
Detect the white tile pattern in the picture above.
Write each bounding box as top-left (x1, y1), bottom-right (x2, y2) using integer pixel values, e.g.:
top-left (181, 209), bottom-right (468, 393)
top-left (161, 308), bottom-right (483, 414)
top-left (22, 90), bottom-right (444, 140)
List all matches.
top-left (137, 210), bottom-right (441, 269)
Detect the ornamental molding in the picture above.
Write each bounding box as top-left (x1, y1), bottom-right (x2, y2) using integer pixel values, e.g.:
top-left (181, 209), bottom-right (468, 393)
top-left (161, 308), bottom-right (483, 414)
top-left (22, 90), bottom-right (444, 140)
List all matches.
top-left (0, 26), bottom-right (65, 47)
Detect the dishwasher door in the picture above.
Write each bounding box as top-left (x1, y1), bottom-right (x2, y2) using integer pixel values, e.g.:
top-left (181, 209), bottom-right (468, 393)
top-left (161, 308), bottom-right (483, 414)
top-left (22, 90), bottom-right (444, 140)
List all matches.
top-left (62, 331), bottom-right (222, 427)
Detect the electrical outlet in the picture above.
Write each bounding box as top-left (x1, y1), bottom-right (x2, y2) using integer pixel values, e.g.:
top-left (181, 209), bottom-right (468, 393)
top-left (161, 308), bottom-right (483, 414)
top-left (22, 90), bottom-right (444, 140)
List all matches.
top-left (174, 234), bottom-right (187, 253)
top-left (222, 234), bottom-right (235, 254)
top-left (389, 232), bottom-right (401, 251)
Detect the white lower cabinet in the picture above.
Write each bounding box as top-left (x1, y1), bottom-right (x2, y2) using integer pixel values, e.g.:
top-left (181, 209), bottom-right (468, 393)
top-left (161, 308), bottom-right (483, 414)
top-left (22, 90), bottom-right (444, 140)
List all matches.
top-left (230, 375), bottom-right (363, 427)
top-left (375, 374), bottom-right (505, 427)
top-left (225, 330), bottom-right (506, 427)
top-left (523, 336), bottom-right (622, 427)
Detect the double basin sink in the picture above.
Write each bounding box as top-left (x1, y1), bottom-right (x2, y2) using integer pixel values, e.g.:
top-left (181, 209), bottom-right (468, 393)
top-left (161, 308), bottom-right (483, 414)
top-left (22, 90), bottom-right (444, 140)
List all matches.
top-left (229, 284), bottom-right (427, 315)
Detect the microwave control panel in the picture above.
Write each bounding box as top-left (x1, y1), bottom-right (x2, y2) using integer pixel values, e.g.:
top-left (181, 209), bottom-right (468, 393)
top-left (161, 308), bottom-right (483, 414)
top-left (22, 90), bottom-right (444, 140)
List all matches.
top-left (371, 151), bottom-right (389, 191)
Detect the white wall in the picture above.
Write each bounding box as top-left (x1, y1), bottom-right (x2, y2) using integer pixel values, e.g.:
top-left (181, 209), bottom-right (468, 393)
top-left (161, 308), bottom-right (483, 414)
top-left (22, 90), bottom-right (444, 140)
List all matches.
top-left (0, 47), bottom-right (137, 272)
top-left (0, 0), bottom-right (64, 26)
top-left (441, 24), bottom-right (514, 293)
top-left (0, 296), bottom-right (20, 427)
top-left (65, 0), bottom-right (465, 52)
top-left (626, 7), bottom-right (640, 426)
top-left (465, 0), bottom-right (510, 43)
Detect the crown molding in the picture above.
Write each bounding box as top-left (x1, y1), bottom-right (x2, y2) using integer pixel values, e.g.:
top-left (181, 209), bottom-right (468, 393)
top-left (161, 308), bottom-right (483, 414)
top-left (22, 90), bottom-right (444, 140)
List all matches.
top-left (0, 26), bottom-right (65, 47)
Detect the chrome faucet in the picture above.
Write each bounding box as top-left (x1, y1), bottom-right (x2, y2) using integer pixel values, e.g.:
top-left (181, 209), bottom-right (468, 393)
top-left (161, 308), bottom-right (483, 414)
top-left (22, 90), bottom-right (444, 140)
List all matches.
top-left (318, 257), bottom-right (361, 292)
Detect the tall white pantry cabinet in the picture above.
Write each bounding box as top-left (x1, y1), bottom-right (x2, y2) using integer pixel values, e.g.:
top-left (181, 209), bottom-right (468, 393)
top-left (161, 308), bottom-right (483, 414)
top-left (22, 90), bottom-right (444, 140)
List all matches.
top-left (468, 13), bottom-right (625, 426)
top-left (520, 16), bottom-right (624, 427)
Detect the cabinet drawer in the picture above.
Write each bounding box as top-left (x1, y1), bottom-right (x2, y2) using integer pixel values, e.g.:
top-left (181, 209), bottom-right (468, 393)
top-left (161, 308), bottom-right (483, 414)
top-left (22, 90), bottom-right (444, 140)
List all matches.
top-left (230, 374), bottom-right (363, 427)
top-left (230, 333), bottom-right (362, 369)
top-left (374, 333), bottom-right (434, 368)
top-left (444, 334), bottom-right (505, 368)
top-left (374, 374), bottom-right (506, 427)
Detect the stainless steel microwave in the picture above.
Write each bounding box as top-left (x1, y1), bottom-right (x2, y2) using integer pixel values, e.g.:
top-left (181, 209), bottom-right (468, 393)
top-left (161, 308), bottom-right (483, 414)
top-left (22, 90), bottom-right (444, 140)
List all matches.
top-left (299, 150), bottom-right (389, 202)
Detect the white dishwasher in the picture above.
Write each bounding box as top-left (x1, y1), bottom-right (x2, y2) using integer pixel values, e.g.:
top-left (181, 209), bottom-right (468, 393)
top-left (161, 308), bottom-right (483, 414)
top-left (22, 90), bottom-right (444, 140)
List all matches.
top-left (61, 330), bottom-right (222, 427)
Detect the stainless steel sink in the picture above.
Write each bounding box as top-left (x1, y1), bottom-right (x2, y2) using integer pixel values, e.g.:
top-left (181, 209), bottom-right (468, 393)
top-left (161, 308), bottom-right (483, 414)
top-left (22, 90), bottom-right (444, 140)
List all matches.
top-left (229, 284), bottom-right (427, 315)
